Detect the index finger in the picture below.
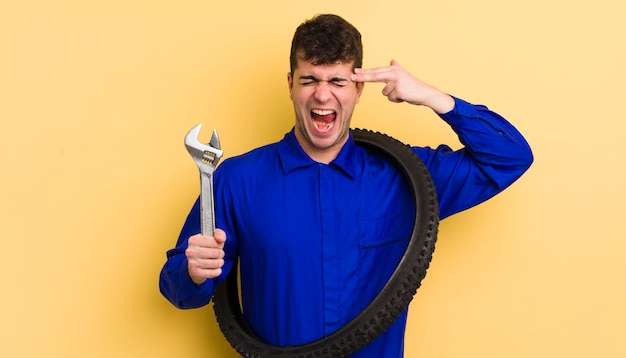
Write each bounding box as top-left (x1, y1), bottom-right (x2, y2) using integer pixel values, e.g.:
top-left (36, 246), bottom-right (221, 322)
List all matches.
top-left (351, 66), bottom-right (394, 83)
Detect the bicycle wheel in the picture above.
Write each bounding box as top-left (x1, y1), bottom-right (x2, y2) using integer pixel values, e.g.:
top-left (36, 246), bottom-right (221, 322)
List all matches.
top-left (212, 128), bottom-right (439, 357)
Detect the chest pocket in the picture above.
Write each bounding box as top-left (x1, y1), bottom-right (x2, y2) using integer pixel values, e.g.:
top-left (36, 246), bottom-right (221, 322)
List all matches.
top-left (358, 211), bottom-right (414, 248)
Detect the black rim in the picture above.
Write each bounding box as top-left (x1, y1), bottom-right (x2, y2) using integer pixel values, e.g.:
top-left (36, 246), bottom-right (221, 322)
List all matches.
top-left (212, 129), bottom-right (439, 357)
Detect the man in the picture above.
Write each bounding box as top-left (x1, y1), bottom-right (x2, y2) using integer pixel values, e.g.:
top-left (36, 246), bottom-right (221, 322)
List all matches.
top-left (160, 14), bottom-right (533, 357)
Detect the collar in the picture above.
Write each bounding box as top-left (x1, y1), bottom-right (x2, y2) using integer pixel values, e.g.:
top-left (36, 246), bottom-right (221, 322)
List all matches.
top-left (277, 128), bottom-right (360, 178)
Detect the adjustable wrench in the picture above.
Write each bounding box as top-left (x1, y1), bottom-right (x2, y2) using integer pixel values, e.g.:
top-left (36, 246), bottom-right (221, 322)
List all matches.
top-left (185, 124), bottom-right (224, 236)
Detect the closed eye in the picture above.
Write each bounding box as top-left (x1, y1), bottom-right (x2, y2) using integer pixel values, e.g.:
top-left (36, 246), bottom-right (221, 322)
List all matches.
top-left (299, 75), bottom-right (319, 86)
top-left (330, 78), bottom-right (348, 87)
top-left (298, 75), bottom-right (349, 87)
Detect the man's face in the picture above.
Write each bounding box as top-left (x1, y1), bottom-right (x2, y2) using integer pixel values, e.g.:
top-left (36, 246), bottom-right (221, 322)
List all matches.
top-left (288, 58), bottom-right (364, 163)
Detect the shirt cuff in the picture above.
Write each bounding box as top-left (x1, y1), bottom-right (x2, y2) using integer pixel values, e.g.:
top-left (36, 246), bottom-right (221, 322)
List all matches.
top-left (175, 257), bottom-right (212, 294)
top-left (438, 96), bottom-right (483, 125)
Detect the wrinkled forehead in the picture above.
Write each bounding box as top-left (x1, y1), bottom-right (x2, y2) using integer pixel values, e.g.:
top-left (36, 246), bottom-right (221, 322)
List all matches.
top-left (293, 58), bottom-right (355, 79)
top-left (294, 51), bottom-right (356, 70)
top-left (294, 55), bottom-right (355, 73)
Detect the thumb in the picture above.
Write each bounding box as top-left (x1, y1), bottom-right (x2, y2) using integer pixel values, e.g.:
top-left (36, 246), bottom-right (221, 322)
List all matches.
top-left (213, 228), bottom-right (227, 248)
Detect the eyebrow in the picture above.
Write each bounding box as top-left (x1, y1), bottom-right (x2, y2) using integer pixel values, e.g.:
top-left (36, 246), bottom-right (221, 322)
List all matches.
top-left (299, 75), bottom-right (349, 83)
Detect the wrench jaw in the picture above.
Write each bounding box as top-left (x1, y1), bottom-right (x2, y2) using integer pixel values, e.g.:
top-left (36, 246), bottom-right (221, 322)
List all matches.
top-left (185, 124), bottom-right (224, 172)
top-left (185, 124), bottom-right (224, 236)
top-left (209, 128), bottom-right (221, 151)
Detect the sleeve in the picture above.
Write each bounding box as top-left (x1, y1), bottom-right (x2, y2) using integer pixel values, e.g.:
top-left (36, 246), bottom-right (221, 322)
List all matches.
top-left (413, 96), bottom-right (534, 220)
top-left (158, 198), bottom-right (219, 309)
top-left (158, 170), bottom-right (238, 309)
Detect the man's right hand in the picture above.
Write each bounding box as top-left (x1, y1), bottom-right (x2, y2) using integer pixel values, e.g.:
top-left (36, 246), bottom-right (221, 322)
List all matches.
top-left (185, 229), bottom-right (226, 285)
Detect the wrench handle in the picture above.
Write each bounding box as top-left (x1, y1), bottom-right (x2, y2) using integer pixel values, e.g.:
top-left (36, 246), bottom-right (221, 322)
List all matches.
top-left (199, 171), bottom-right (216, 236)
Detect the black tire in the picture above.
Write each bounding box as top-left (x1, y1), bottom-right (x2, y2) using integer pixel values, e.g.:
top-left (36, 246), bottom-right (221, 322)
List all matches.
top-left (212, 129), bottom-right (439, 357)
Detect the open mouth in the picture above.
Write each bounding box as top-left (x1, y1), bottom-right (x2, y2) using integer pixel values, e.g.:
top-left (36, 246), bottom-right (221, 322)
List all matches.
top-left (311, 109), bottom-right (336, 133)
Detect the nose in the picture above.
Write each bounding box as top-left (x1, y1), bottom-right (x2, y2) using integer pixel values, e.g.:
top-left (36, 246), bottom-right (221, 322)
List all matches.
top-left (313, 82), bottom-right (332, 102)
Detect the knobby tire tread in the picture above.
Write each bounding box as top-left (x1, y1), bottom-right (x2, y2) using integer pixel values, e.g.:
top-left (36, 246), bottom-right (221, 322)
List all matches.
top-left (212, 129), bottom-right (439, 357)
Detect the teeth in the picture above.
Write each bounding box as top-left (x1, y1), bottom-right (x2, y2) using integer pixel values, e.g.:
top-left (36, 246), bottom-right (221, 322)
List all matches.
top-left (312, 109), bottom-right (335, 116)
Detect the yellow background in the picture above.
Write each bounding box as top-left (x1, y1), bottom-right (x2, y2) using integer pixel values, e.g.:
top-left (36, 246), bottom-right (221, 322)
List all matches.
top-left (1, 0), bottom-right (625, 357)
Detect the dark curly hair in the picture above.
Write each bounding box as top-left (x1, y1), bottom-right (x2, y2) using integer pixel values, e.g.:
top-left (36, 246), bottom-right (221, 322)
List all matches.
top-left (289, 14), bottom-right (363, 73)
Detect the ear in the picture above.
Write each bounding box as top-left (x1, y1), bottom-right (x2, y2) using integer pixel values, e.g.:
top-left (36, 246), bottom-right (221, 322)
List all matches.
top-left (355, 81), bottom-right (364, 104)
top-left (287, 72), bottom-right (295, 100)
top-left (287, 72), bottom-right (293, 91)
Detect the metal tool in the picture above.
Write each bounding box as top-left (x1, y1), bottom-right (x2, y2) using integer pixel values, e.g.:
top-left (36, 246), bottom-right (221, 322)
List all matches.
top-left (185, 124), bottom-right (224, 235)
